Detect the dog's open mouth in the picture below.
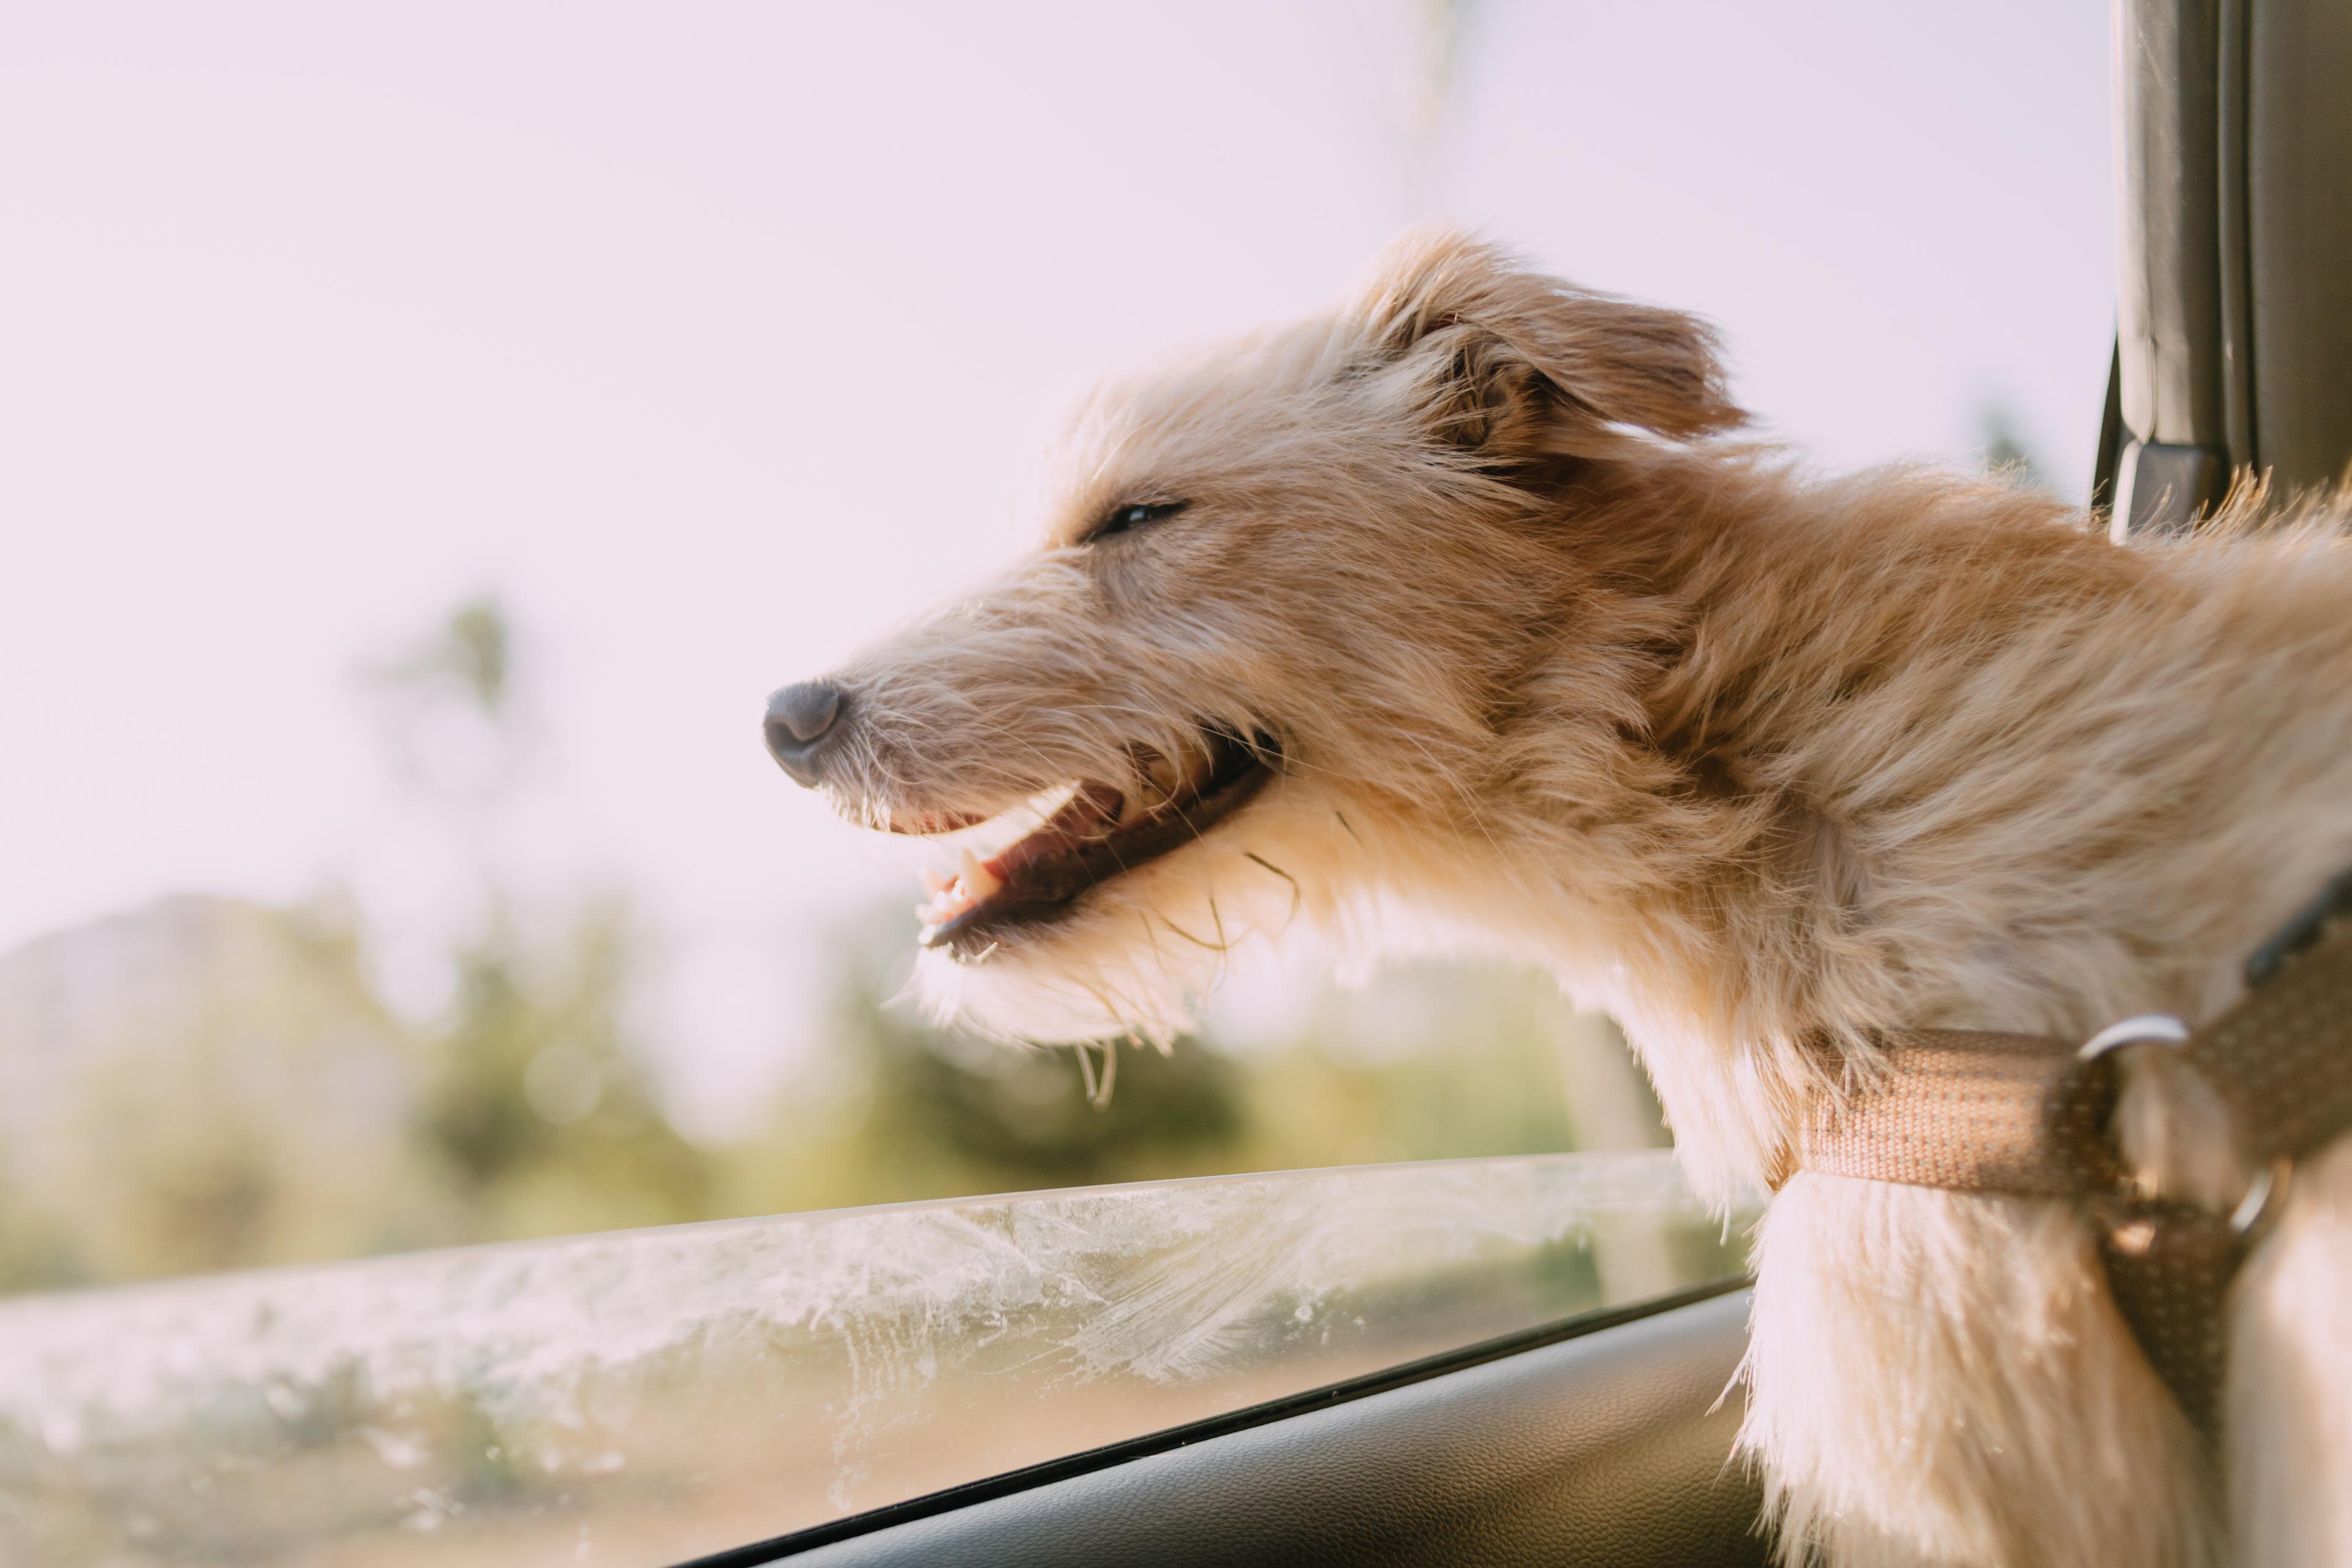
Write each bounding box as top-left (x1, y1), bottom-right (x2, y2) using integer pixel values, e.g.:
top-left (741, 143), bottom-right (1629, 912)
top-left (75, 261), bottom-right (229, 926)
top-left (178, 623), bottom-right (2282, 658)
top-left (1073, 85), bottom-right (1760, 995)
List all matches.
top-left (910, 728), bottom-right (1276, 959)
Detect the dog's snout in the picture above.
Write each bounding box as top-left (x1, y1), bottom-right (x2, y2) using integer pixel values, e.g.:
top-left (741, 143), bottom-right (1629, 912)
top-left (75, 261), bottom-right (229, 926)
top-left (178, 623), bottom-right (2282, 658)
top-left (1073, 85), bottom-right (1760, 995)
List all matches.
top-left (764, 681), bottom-right (845, 787)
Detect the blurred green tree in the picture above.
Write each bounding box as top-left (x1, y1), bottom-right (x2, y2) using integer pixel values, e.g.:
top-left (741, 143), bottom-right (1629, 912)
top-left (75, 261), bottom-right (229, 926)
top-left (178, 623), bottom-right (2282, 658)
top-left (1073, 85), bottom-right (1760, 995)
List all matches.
top-left (368, 597), bottom-right (717, 1237)
top-left (0, 897), bottom-right (464, 1286)
top-left (417, 900), bottom-right (713, 1238)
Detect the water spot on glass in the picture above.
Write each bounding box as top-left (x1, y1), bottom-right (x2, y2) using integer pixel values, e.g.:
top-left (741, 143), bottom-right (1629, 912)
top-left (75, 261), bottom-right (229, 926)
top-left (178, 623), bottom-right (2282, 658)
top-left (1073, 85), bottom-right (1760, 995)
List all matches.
top-left (359, 1426), bottom-right (427, 1471)
top-left (399, 1489), bottom-right (455, 1533)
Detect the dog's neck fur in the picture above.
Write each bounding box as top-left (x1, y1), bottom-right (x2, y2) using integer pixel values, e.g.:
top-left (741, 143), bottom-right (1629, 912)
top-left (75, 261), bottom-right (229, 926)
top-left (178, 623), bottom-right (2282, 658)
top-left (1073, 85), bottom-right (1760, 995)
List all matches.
top-left (1398, 452), bottom-right (2352, 1194)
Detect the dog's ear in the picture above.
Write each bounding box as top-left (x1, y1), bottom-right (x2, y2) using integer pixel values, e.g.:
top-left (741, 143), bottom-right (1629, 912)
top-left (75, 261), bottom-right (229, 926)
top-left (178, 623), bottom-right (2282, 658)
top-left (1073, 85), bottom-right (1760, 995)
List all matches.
top-left (1352, 230), bottom-right (1744, 459)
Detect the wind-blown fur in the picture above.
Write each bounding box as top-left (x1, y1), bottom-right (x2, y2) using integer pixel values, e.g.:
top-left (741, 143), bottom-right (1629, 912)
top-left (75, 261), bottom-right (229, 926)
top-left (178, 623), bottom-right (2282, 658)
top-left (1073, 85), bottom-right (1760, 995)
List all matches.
top-left (785, 233), bottom-right (2352, 1566)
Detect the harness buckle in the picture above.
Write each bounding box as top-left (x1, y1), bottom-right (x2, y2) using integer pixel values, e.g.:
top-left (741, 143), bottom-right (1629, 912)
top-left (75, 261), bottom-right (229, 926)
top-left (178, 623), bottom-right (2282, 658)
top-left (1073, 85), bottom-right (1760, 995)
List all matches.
top-left (2226, 1156), bottom-right (2293, 1240)
top-left (2071, 1012), bottom-right (2277, 1227)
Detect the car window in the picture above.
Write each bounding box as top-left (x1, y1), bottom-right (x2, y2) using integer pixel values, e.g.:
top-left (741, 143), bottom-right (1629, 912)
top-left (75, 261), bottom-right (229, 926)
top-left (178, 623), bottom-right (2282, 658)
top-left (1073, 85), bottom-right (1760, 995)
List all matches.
top-left (0, 1152), bottom-right (1752, 1566)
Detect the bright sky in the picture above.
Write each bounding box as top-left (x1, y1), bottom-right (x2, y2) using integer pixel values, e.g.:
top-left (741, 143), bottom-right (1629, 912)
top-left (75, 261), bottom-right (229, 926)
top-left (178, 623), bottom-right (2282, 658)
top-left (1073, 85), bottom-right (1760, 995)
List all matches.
top-left (0, 1), bottom-right (2112, 1134)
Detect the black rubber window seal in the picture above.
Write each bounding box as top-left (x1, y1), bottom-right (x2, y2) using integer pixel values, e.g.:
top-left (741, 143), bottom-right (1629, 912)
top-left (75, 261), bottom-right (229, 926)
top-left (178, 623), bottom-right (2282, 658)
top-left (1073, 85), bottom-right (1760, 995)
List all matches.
top-left (678, 1273), bottom-right (1752, 1567)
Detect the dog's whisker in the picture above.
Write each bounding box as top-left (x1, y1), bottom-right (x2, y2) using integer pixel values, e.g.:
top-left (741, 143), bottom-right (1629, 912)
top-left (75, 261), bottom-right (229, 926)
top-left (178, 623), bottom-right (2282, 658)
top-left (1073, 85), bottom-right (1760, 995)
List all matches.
top-left (1153, 913), bottom-right (1234, 953)
top-left (1089, 1035), bottom-right (1116, 1109)
top-left (1241, 851), bottom-right (1303, 926)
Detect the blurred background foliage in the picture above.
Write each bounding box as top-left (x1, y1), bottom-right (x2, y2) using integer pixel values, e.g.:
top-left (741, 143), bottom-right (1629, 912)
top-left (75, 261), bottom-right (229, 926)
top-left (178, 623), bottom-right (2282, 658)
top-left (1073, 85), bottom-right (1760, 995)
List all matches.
top-left (0, 883), bottom-right (1652, 1293)
top-left (0, 598), bottom-right (1666, 1297)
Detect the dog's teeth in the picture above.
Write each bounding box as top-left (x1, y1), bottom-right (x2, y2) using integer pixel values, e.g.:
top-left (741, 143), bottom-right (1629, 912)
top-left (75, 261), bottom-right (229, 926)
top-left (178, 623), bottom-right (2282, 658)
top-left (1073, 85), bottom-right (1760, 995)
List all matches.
top-left (959, 848), bottom-right (1003, 899)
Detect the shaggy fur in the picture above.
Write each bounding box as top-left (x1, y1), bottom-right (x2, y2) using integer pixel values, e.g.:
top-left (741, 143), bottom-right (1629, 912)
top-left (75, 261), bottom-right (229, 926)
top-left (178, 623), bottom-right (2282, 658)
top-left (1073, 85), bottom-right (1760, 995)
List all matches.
top-left (779, 233), bottom-right (2352, 1566)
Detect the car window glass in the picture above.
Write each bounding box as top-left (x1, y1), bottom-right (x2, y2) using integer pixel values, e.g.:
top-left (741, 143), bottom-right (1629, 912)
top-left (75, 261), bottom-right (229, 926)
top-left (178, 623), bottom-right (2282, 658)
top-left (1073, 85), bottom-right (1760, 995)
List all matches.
top-left (1, 1153), bottom-right (1752, 1566)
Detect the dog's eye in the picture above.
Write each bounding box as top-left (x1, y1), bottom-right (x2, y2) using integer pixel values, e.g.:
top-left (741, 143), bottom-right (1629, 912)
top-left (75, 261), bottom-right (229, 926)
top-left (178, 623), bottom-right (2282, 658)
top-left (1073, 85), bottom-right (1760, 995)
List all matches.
top-left (1087, 500), bottom-right (1188, 543)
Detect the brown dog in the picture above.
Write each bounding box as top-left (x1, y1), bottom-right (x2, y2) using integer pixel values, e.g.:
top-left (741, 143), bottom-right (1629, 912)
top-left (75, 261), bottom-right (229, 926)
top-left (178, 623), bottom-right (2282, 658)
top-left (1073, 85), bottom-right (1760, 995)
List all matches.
top-left (767, 233), bottom-right (2352, 1567)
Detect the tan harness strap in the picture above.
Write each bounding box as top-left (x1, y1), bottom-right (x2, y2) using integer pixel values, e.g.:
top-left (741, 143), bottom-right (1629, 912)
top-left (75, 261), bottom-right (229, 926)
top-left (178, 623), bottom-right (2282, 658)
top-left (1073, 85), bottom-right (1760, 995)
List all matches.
top-left (2094, 1201), bottom-right (2242, 1438)
top-left (1788, 884), bottom-right (2352, 1442)
top-left (1796, 1027), bottom-right (2103, 1198)
top-left (2185, 875), bottom-right (2352, 1169)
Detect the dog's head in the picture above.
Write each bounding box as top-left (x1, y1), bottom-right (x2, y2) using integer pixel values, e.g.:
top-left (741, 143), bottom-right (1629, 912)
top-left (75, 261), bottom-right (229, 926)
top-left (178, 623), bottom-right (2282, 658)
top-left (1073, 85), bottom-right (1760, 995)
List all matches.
top-left (766, 232), bottom-right (1741, 1042)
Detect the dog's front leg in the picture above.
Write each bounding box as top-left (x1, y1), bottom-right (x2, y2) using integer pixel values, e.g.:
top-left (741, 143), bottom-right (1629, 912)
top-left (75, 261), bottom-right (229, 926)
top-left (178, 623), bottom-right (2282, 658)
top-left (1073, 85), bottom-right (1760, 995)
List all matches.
top-left (2228, 1135), bottom-right (2352, 1566)
top-left (1739, 1174), bottom-right (2222, 1567)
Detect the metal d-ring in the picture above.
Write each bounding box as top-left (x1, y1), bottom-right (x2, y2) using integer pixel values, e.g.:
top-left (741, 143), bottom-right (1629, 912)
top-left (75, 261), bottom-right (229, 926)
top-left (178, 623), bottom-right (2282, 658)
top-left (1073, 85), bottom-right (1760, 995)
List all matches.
top-left (2077, 1013), bottom-right (2291, 1238)
top-left (2068, 1014), bottom-right (2190, 1196)
top-left (2078, 1013), bottom-right (2192, 1061)
top-left (2229, 1157), bottom-right (2294, 1238)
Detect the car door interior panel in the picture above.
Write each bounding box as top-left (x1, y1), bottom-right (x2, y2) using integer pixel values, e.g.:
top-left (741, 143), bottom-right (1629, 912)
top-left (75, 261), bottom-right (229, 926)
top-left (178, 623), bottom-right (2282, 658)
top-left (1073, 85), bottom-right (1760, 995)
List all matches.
top-left (760, 1289), bottom-right (1768, 1568)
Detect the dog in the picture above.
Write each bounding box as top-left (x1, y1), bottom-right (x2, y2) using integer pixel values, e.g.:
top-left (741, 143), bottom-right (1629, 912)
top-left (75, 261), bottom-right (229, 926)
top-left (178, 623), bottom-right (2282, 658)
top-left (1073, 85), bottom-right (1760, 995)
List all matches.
top-left (764, 232), bottom-right (2352, 1567)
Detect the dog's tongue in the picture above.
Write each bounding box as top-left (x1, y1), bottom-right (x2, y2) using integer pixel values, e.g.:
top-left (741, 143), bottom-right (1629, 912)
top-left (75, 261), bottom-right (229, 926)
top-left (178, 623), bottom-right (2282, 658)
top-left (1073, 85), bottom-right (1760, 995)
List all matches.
top-left (914, 783), bottom-right (1125, 930)
top-left (992, 782), bottom-right (1125, 873)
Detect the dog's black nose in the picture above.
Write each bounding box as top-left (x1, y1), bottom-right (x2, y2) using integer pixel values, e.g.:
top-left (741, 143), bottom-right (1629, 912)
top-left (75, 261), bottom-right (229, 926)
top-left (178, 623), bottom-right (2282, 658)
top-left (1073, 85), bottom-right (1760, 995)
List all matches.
top-left (765, 682), bottom-right (843, 787)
